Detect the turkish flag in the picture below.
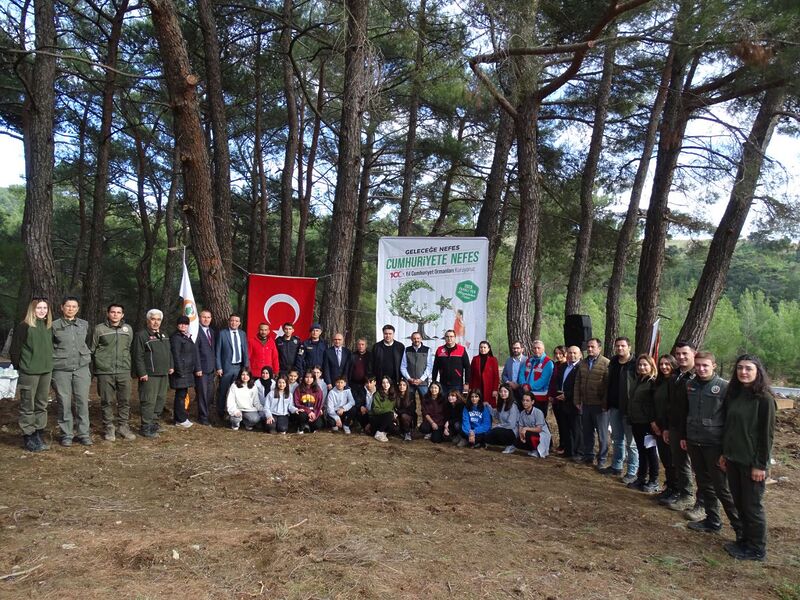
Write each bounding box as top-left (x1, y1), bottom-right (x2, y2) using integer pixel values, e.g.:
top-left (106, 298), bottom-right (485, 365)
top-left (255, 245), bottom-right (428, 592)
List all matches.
top-left (246, 274), bottom-right (317, 339)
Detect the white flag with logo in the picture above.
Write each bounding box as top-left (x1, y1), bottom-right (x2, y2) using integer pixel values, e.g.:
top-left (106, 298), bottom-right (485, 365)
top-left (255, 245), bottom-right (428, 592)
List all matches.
top-left (179, 252), bottom-right (199, 341)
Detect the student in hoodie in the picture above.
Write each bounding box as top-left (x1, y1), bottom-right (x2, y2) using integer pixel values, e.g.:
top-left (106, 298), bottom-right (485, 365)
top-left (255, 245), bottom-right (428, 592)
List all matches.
top-left (419, 382), bottom-right (447, 443)
top-left (325, 374), bottom-right (356, 434)
top-left (445, 390), bottom-right (466, 445)
top-left (370, 375), bottom-right (397, 442)
top-left (292, 370), bottom-right (324, 433)
top-left (486, 384), bottom-right (520, 453)
top-left (461, 390), bottom-right (492, 449)
top-left (517, 340), bottom-right (554, 418)
top-left (356, 376), bottom-right (377, 433)
top-left (263, 374), bottom-right (296, 434)
top-left (395, 378), bottom-right (417, 442)
top-left (515, 391), bottom-right (551, 458)
top-left (226, 367), bottom-right (262, 431)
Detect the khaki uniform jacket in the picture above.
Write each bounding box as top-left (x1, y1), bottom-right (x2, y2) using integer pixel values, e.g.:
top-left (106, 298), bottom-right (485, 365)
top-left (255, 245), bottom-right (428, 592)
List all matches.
top-left (573, 355), bottom-right (610, 409)
top-left (91, 320), bottom-right (134, 375)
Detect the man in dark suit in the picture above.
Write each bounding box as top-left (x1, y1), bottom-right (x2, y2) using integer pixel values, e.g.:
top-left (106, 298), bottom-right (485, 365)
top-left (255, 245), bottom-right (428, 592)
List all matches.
top-left (322, 332), bottom-right (352, 390)
top-left (556, 345), bottom-right (583, 458)
top-left (194, 309), bottom-right (216, 425)
top-left (215, 313), bottom-right (249, 420)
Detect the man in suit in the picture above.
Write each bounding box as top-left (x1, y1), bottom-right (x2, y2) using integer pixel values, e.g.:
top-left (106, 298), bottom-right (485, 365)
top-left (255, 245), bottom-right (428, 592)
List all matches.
top-left (555, 345), bottom-right (582, 458)
top-left (322, 332), bottom-right (352, 390)
top-left (573, 337), bottom-right (611, 466)
top-left (215, 313), bottom-right (249, 420)
top-left (501, 340), bottom-right (527, 400)
top-left (194, 309), bottom-right (216, 425)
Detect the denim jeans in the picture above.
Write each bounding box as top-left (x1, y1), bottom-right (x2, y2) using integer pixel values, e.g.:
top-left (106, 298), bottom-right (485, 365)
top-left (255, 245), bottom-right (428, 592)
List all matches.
top-left (609, 407), bottom-right (639, 475)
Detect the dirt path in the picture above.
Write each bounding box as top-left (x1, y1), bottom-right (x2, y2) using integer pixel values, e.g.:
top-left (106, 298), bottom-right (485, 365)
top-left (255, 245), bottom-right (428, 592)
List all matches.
top-left (1, 398), bottom-right (798, 599)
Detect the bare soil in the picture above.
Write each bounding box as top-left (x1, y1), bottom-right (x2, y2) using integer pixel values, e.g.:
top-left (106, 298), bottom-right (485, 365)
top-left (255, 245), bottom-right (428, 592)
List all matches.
top-left (1, 389), bottom-right (798, 599)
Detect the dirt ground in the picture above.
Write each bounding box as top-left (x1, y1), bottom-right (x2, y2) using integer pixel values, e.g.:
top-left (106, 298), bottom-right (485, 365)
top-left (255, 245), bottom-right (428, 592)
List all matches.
top-left (0, 386), bottom-right (798, 600)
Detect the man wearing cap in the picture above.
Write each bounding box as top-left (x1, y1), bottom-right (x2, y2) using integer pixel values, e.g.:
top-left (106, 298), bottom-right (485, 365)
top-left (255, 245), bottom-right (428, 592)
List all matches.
top-left (299, 323), bottom-right (326, 373)
top-left (215, 314), bottom-right (249, 420)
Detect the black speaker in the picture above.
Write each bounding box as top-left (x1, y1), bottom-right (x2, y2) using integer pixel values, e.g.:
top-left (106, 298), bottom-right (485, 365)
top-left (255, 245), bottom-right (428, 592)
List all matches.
top-left (564, 314), bottom-right (592, 350)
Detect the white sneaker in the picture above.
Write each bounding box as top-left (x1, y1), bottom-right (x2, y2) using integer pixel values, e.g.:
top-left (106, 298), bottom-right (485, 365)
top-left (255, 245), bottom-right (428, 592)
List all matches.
top-left (331, 426), bottom-right (339, 432)
top-left (403, 432), bottom-right (412, 442)
top-left (297, 429), bottom-right (304, 435)
top-left (374, 431), bottom-right (388, 442)
top-left (527, 450), bottom-right (541, 458)
top-left (343, 426), bottom-right (351, 435)
top-left (502, 445), bottom-right (516, 454)
top-left (423, 433), bottom-right (431, 440)
top-left (231, 425), bottom-right (240, 431)
top-left (177, 419), bottom-right (193, 428)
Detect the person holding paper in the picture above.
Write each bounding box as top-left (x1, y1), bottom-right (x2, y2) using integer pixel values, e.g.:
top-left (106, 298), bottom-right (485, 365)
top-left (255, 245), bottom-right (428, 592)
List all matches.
top-left (626, 354), bottom-right (659, 493)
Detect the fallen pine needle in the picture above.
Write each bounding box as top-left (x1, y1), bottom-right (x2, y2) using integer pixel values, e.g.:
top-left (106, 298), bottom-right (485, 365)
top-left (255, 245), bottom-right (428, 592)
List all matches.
top-left (0, 563), bottom-right (43, 581)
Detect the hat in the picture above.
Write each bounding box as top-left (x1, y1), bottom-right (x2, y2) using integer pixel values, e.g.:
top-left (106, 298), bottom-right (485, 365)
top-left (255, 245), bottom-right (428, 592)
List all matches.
top-left (177, 315), bottom-right (190, 325)
top-left (310, 322), bottom-right (322, 331)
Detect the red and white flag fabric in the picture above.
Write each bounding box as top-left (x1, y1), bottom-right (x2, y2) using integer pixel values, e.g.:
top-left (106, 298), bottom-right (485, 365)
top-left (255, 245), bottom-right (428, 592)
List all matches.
top-left (246, 274), bottom-right (317, 340)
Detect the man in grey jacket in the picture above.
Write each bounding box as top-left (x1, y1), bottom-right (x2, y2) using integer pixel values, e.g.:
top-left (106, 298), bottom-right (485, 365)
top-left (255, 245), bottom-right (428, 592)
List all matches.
top-left (52, 296), bottom-right (93, 446)
top-left (91, 303), bottom-right (135, 441)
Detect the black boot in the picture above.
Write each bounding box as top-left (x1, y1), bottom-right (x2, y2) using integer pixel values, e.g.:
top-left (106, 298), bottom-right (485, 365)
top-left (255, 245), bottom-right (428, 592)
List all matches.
top-left (23, 434), bottom-right (42, 452)
top-left (34, 430), bottom-right (50, 451)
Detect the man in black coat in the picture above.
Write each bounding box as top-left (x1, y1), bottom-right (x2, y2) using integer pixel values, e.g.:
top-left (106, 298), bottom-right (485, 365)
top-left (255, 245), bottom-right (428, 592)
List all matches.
top-left (371, 324), bottom-right (405, 384)
top-left (555, 345), bottom-right (583, 458)
top-left (194, 309), bottom-right (216, 425)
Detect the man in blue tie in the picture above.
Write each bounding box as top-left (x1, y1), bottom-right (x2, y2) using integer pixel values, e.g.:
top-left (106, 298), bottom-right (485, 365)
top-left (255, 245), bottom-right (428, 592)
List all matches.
top-left (215, 314), bottom-right (249, 421)
top-left (194, 309), bottom-right (216, 425)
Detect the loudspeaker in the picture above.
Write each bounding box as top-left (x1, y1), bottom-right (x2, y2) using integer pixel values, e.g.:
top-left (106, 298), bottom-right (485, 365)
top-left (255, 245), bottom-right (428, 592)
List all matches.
top-left (564, 314), bottom-right (592, 350)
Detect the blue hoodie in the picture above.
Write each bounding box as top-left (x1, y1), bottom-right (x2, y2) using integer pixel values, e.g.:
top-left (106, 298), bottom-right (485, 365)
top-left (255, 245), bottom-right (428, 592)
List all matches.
top-left (462, 403), bottom-right (492, 435)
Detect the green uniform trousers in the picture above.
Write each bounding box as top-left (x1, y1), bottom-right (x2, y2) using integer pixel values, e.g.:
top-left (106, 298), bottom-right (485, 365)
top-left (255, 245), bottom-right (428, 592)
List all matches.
top-left (669, 427), bottom-right (694, 496)
top-left (97, 373), bottom-right (132, 429)
top-left (17, 371), bottom-right (52, 435)
top-left (727, 460), bottom-right (768, 552)
top-left (138, 375), bottom-right (168, 426)
top-left (52, 367), bottom-right (92, 441)
top-left (688, 443), bottom-right (741, 532)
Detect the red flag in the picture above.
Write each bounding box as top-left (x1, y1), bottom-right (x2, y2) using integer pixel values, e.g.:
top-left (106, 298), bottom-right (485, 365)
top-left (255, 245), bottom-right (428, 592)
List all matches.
top-left (246, 274), bottom-right (317, 340)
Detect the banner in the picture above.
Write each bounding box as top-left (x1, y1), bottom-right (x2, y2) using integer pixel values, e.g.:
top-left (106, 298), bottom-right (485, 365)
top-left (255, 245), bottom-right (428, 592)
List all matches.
top-left (246, 274), bottom-right (317, 340)
top-left (376, 237), bottom-right (489, 351)
top-left (179, 251), bottom-right (199, 341)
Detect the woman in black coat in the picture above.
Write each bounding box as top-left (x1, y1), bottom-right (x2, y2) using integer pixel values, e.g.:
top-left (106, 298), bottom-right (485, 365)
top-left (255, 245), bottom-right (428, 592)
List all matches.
top-left (169, 316), bottom-right (202, 427)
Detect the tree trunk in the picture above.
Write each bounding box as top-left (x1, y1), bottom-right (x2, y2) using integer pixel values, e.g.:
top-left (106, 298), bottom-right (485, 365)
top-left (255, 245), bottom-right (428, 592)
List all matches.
top-left (345, 121), bottom-right (376, 345)
top-left (565, 34), bottom-right (615, 316)
top-left (278, 0), bottom-right (299, 274)
top-left (70, 104), bottom-right (90, 292)
top-left (676, 87), bottom-right (785, 348)
top-left (160, 143), bottom-right (182, 311)
top-left (252, 31), bottom-right (268, 274)
top-left (133, 133), bottom-right (159, 327)
top-left (398, 0), bottom-right (426, 237)
top-left (294, 60), bottom-right (325, 276)
top-left (603, 46), bottom-right (673, 356)
top-left (148, 0), bottom-right (232, 329)
top-left (531, 263), bottom-right (543, 341)
top-left (430, 116), bottom-right (466, 236)
top-left (319, 0), bottom-right (368, 337)
top-left (507, 95), bottom-right (542, 354)
top-left (634, 43), bottom-right (693, 354)
top-left (21, 0), bottom-right (59, 303)
top-left (84, 0), bottom-right (129, 325)
top-left (475, 108), bottom-right (514, 289)
top-left (196, 0), bottom-right (233, 283)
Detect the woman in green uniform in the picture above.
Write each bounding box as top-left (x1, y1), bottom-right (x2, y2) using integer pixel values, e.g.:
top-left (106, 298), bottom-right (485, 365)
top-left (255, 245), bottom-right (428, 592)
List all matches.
top-left (10, 298), bottom-right (53, 452)
top-left (719, 354), bottom-right (776, 562)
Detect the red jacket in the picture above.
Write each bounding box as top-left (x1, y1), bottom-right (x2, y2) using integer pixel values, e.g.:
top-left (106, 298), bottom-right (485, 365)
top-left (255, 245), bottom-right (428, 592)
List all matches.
top-left (249, 334), bottom-right (280, 375)
top-left (469, 354), bottom-right (500, 408)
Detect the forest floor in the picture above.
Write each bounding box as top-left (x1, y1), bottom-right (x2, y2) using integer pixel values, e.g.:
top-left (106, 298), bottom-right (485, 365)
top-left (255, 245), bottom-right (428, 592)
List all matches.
top-left (0, 387), bottom-right (798, 600)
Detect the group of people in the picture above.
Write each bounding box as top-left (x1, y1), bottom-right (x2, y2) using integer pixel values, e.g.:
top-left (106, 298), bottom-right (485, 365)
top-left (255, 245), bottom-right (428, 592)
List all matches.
top-left (9, 298), bottom-right (777, 563)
